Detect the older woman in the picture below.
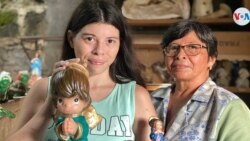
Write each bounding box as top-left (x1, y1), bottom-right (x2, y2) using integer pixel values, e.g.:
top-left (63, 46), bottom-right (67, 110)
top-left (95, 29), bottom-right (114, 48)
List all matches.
top-left (151, 20), bottom-right (250, 141)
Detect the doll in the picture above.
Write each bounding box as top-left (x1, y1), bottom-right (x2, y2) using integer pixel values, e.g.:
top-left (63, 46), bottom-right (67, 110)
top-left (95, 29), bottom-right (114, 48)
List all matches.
top-left (50, 63), bottom-right (102, 141)
top-left (148, 116), bottom-right (165, 141)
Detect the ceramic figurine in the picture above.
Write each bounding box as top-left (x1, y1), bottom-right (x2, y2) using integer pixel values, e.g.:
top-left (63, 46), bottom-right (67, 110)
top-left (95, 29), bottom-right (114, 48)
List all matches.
top-left (16, 70), bottom-right (30, 88)
top-left (149, 116), bottom-right (165, 141)
top-left (30, 51), bottom-right (42, 77)
top-left (0, 105), bottom-right (15, 119)
top-left (236, 68), bottom-right (250, 88)
top-left (0, 71), bottom-right (12, 103)
top-left (152, 61), bottom-right (170, 83)
top-left (215, 67), bottom-right (230, 87)
top-left (122, 0), bottom-right (190, 20)
top-left (28, 51), bottom-right (42, 88)
top-left (192, 0), bottom-right (232, 19)
top-left (7, 80), bottom-right (26, 99)
top-left (202, 3), bottom-right (232, 19)
top-left (51, 63), bottom-right (102, 141)
top-left (142, 64), bottom-right (154, 83)
top-left (192, 0), bottom-right (213, 18)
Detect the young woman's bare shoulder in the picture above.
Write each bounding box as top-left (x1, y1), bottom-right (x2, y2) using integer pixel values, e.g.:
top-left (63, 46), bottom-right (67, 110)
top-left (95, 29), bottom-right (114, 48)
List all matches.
top-left (134, 84), bottom-right (153, 108)
top-left (135, 84), bottom-right (150, 96)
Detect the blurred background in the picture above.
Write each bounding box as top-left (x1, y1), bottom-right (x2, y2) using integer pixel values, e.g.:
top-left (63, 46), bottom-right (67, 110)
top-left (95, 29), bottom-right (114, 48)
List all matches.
top-left (0, 0), bottom-right (250, 140)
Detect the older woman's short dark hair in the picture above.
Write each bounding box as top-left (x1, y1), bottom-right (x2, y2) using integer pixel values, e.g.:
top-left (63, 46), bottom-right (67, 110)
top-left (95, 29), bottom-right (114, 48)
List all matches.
top-left (161, 20), bottom-right (218, 58)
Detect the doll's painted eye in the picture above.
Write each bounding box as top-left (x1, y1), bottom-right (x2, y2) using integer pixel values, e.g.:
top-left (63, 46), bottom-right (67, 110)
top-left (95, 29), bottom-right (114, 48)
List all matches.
top-left (57, 98), bottom-right (63, 104)
top-left (74, 98), bottom-right (79, 103)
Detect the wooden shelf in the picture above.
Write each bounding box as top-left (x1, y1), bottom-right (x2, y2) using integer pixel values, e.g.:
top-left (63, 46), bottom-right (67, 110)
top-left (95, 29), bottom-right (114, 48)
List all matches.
top-left (132, 34), bottom-right (161, 49)
top-left (225, 87), bottom-right (250, 94)
top-left (133, 32), bottom-right (250, 61)
top-left (127, 18), bottom-right (234, 27)
top-left (146, 83), bottom-right (170, 91)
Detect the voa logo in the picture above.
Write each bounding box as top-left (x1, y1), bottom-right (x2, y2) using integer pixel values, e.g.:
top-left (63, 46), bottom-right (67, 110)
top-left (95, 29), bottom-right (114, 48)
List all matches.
top-left (233, 7), bottom-right (250, 26)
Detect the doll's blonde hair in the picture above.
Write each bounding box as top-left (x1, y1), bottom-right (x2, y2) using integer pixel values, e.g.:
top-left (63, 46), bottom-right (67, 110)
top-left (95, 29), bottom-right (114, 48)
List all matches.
top-left (82, 105), bottom-right (103, 129)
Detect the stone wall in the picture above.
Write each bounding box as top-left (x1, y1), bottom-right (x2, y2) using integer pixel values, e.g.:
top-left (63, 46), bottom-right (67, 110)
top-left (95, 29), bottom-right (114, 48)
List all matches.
top-left (0, 38), bottom-right (30, 78)
top-left (0, 0), bottom-right (47, 37)
top-left (0, 0), bottom-right (47, 78)
top-left (42, 0), bottom-right (82, 75)
top-left (0, 0), bottom-right (82, 78)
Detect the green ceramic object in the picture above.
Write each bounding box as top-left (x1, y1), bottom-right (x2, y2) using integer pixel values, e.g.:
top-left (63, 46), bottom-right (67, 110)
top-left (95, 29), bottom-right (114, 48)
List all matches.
top-left (0, 106), bottom-right (15, 119)
top-left (0, 71), bottom-right (12, 103)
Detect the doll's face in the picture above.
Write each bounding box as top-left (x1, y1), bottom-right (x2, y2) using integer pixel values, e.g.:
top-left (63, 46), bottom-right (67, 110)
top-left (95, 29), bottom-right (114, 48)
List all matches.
top-left (56, 95), bottom-right (87, 115)
top-left (154, 120), bottom-right (163, 131)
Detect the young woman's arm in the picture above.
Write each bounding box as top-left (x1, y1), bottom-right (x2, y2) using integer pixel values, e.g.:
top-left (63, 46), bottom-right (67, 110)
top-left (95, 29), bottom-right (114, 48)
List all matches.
top-left (134, 85), bottom-right (157, 141)
top-left (5, 78), bottom-right (53, 140)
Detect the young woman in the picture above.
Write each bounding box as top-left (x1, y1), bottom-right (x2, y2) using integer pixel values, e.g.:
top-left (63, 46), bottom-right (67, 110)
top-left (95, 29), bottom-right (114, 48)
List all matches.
top-left (6, 0), bottom-right (156, 141)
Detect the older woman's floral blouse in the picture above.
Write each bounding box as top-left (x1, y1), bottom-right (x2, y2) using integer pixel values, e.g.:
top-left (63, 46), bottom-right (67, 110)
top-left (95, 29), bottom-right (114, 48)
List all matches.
top-left (151, 78), bottom-right (250, 141)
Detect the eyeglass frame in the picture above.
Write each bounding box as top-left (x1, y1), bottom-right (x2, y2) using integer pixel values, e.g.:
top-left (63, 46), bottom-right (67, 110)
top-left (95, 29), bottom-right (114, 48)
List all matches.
top-left (163, 43), bottom-right (208, 57)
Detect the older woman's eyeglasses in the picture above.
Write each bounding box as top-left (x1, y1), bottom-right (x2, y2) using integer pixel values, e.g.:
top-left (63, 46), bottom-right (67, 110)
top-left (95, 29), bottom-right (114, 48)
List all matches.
top-left (163, 43), bottom-right (207, 57)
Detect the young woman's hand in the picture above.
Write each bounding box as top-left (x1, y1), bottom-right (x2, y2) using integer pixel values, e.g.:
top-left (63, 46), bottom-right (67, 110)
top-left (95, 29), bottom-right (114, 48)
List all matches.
top-left (53, 58), bottom-right (80, 74)
top-left (53, 57), bottom-right (88, 74)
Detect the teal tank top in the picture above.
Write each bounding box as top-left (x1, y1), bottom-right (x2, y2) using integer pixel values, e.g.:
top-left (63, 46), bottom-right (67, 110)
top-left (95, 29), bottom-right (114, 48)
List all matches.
top-left (43, 78), bottom-right (136, 141)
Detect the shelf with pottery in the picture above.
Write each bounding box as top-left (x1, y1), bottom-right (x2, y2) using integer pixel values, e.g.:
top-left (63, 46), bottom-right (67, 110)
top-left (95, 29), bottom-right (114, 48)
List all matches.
top-left (133, 32), bottom-right (250, 61)
top-left (127, 18), bottom-right (234, 27)
top-left (126, 0), bottom-right (250, 27)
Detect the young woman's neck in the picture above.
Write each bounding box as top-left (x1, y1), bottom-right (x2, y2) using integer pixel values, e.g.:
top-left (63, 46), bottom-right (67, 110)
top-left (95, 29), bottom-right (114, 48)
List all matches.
top-left (89, 72), bottom-right (114, 88)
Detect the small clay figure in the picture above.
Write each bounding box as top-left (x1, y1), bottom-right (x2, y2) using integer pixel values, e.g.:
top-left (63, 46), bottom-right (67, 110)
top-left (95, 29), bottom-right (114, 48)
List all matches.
top-left (149, 116), bottom-right (165, 141)
top-left (16, 70), bottom-right (29, 88)
top-left (28, 51), bottom-right (42, 88)
top-left (0, 105), bottom-right (15, 119)
top-left (142, 64), bottom-right (154, 83)
top-left (122, 0), bottom-right (190, 20)
top-left (30, 51), bottom-right (42, 77)
top-left (152, 61), bottom-right (170, 83)
top-left (192, 0), bottom-right (232, 19)
top-left (51, 63), bottom-right (102, 141)
top-left (7, 80), bottom-right (26, 99)
top-left (192, 0), bottom-right (213, 18)
top-left (236, 68), bottom-right (250, 88)
top-left (0, 71), bottom-right (12, 103)
top-left (215, 67), bottom-right (230, 87)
